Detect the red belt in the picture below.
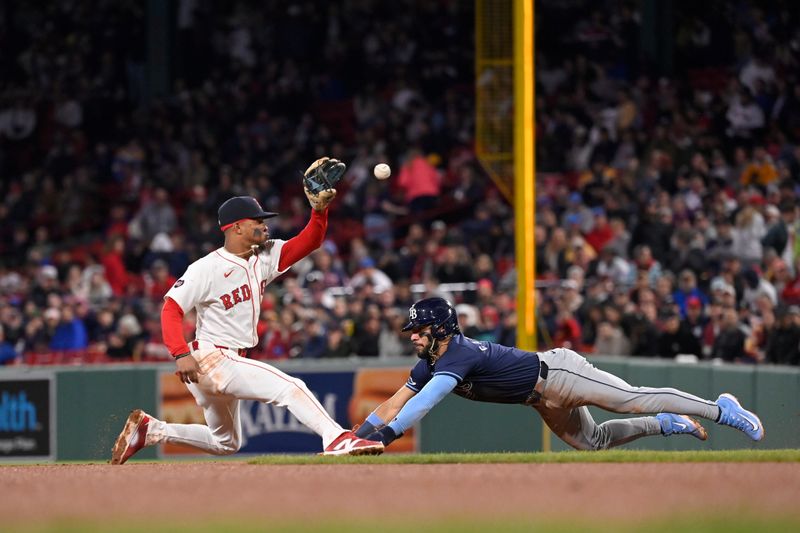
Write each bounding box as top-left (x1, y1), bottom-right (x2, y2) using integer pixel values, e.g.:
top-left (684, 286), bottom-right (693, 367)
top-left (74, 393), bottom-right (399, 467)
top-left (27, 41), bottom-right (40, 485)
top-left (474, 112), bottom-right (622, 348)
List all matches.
top-left (191, 340), bottom-right (248, 357)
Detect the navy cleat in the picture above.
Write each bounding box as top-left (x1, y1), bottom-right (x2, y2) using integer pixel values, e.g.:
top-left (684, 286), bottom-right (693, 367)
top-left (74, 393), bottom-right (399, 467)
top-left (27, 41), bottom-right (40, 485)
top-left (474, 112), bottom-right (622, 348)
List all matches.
top-left (716, 393), bottom-right (764, 441)
top-left (656, 413), bottom-right (708, 441)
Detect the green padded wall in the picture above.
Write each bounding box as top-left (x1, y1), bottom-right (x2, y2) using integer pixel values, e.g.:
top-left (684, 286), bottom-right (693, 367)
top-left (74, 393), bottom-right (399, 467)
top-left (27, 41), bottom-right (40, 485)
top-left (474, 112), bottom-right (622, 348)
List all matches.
top-left (420, 394), bottom-right (542, 452)
top-left (57, 368), bottom-right (158, 461)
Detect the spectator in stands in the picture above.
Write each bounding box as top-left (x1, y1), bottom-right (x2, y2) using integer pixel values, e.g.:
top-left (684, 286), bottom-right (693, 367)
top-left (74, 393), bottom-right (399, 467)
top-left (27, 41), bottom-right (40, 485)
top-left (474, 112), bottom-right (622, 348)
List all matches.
top-left (0, 324), bottom-right (18, 365)
top-left (682, 296), bottom-right (707, 343)
top-left (673, 269), bottom-right (708, 317)
top-left (130, 188), bottom-right (178, 244)
top-left (396, 147), bottom-right (441, 216)
top-left (101, 235), bottom-right (130, 297)
top-left (145, 260), bottom-right (176, 302)
top-left (623, 295), bottom-right (660, 357)
top-left (49, 305), bottom-right (88, 352)
top-left (378, 309), bottom-right (407, 358)
top-left (322, 324), bottom-right (352, 358)
top-left (726, 88), bottom-right (765, 143)
top-left (741, 147), bottom-right (778, 188)
top-left (29, 266), bottom-right (60, 309)
top-left (106, 314), bottom-right (145, 360)
top-left (351, 314), bottom-right (382, 357)
top-left (762, 200), bottom-right (796, 263)
top-left (657, 308), bottom-right (702, 359)
top-left (256, 310), bottom-right (291, 360)
top-left (591, 244), bottom-right (633, 286)
top-left (300, 318), bottom-right (327, 359)
top-left (765, 305), bottom-right (800, 366)
top-left (435, 244), bottom-right (475, 284)
top-left (732, 200), bottom-right (767, 266)
top-left (711, 307), bottom-right (748, 363)
top-left (742, 267), bottom-right (778, 310)
top-left (593, 320), bottom-right (631, 356)
top-left (349, 257), bottom-right (393, 294)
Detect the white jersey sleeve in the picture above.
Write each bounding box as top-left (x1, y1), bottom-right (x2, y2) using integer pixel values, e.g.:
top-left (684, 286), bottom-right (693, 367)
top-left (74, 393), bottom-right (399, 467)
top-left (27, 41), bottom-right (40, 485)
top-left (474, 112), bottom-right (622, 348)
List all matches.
top-left (165, 261), bottom-right (211, 312)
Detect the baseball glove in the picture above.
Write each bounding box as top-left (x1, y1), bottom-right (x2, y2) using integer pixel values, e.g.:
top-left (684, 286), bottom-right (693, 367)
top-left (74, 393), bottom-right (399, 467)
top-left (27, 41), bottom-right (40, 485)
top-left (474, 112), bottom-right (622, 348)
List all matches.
top-left (303, 157), bottom-right (346, 194)
top-left (303, 157), bottom-right (344, 211)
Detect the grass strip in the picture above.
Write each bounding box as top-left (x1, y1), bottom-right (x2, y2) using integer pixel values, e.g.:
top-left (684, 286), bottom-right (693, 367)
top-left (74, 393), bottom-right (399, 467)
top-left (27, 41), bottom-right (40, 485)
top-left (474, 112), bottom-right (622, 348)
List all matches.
top-left (247, 448), bottom-right (800, 465)
top-left (8, 516), bottom-right (800, 533)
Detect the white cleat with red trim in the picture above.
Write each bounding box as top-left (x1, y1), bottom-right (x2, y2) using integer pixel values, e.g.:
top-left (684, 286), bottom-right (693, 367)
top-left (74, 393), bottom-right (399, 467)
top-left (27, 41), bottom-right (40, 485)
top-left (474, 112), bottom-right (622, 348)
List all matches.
top-left (110, 409), bottom-right (152, 465)
top-left (320, 431), bottom-right (384, 456)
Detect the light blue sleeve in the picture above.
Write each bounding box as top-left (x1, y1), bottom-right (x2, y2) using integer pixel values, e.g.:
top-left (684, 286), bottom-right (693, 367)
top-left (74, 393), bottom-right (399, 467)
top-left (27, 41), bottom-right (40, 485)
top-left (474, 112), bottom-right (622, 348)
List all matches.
top-left (388, 374), bottom-right (458, 434)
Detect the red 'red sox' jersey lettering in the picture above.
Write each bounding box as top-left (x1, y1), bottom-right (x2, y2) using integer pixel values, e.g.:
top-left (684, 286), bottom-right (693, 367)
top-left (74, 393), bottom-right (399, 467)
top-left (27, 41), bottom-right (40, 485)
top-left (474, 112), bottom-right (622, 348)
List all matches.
top-left (220, 284), bottom-right (252, 310)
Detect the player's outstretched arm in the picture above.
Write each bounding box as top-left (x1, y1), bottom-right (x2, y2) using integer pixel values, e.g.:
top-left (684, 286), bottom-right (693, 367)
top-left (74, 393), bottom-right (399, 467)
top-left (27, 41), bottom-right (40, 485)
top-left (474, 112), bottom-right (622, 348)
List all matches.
top-left (354, 386), bottom-right (417, 438)
top-left (277, 156), bottom-right (346, 270)
top-left (365, 375), bottom-right (457, 446)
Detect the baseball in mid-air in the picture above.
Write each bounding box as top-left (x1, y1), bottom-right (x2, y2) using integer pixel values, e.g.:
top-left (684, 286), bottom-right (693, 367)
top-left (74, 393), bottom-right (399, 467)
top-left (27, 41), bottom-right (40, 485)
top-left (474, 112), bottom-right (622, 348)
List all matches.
top-left (374, 163), bottom-right (391, 180)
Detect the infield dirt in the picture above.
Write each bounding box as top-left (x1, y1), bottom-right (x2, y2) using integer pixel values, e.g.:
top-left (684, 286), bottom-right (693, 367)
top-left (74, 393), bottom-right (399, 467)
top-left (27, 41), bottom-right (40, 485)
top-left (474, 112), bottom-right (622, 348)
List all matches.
top-left (2, 462), bottom-right (798, 526)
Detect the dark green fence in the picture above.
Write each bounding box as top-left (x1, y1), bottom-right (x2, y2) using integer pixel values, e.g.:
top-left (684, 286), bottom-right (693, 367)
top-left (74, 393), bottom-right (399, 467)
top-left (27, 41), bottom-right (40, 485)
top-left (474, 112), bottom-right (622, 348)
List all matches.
top-left (56, 366), bottom-right (159, 461)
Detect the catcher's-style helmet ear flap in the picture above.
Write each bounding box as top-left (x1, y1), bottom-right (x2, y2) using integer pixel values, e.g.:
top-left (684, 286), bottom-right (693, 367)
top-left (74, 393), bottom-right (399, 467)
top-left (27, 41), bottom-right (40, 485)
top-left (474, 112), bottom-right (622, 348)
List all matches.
top-left (402, 297), bottom-right (461, 339)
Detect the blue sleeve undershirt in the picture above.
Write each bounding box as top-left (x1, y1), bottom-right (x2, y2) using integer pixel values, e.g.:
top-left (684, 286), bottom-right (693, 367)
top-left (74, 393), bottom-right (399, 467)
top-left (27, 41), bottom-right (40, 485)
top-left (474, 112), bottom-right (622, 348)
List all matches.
top-left (388, 374), bottom-right (458, 434)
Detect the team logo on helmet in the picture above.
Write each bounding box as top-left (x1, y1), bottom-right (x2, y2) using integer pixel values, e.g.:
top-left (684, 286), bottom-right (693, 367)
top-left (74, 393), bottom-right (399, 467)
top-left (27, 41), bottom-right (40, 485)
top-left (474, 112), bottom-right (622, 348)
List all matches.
top-left (402, 297), bottom-right (460, 340)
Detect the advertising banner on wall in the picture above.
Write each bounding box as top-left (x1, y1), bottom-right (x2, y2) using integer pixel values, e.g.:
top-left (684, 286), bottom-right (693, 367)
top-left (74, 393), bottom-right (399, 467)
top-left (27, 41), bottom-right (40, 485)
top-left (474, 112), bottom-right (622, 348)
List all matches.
top-left (159, 367), bottom-right (416, 455)
top-left (0, 378), bottom-right (53, 459)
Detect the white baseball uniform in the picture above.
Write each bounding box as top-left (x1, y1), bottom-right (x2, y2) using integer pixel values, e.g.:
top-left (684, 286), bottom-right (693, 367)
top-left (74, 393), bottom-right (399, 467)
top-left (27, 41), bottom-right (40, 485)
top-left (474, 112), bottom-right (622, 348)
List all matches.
top-left (143, 241), bottom-right (347, 454)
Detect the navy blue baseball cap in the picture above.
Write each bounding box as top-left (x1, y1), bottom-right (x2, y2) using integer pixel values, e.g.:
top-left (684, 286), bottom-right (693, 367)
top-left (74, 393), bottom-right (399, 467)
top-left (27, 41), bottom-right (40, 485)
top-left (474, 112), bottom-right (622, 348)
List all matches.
top-left (218, 196), bottom-right (278, 231)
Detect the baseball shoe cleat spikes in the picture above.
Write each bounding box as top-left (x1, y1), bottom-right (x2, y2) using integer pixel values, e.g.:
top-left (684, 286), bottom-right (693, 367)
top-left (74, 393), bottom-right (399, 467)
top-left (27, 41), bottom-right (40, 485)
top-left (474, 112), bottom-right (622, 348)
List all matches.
top-left (110, 409), bottom-right (152, 465)
top-left (320, 431), bottom-right (384, 456)
top-left (716, 393), bottom-right (765, 441)
top-left (656, 413), bottom-right (708, 441)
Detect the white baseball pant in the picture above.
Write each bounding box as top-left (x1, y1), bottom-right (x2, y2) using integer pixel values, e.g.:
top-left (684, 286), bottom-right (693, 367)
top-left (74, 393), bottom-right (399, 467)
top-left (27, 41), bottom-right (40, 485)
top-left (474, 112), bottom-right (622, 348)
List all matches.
top-left (146, 341), bottom-right (345, 453)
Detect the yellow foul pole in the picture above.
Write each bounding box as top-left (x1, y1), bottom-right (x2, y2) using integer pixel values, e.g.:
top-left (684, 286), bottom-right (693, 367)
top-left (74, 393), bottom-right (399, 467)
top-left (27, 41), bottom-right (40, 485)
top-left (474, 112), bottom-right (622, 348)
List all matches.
top-left (513, 0), bottom-right (547, 450)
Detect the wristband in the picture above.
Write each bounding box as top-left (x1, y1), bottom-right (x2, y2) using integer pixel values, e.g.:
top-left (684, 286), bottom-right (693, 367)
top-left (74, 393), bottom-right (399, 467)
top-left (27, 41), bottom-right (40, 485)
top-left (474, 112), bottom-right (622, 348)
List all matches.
top-left (354, 412), bottom-right (386, 438)
top-left (174, 352), bottom-right (191, 360)
top-left (367, 426), bottom-right (400, 446)
top-left (354, 421), bottom-right (377, 438)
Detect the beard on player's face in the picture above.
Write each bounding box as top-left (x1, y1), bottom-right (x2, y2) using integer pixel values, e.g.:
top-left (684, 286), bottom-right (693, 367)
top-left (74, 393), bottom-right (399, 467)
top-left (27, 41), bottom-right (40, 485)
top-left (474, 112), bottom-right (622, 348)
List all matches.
top-left (410, 327), bottom-right (432, 354)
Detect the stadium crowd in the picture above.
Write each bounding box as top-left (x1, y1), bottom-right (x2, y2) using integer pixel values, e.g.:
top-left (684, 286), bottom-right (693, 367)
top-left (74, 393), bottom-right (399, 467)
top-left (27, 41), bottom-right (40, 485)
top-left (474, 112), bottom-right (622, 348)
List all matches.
top-left (0, 0), bottom-right (799, 367)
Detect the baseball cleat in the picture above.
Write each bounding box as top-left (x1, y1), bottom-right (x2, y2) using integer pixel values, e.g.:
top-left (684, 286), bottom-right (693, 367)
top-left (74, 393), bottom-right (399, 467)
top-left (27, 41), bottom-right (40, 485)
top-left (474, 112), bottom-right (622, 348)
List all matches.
top-left (110, 409), bottom-right (152, 465)
top-left (716, 393), bottom-right (765, 441)
top-left (656, 413), bottom-right (708, 441)
top-left (320, 431), bottom-right (385, 456)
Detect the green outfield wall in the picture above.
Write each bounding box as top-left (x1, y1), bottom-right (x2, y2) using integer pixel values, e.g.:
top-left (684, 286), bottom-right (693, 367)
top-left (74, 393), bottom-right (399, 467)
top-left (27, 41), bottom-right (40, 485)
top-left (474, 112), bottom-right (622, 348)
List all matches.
top-left (1, 356), bottom-right (797, 461)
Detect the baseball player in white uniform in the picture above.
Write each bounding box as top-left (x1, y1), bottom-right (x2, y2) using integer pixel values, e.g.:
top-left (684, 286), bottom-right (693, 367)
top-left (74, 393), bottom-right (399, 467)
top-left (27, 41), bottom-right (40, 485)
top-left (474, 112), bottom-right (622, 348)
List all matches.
top-left (111, 158), bottom-right (384, 463)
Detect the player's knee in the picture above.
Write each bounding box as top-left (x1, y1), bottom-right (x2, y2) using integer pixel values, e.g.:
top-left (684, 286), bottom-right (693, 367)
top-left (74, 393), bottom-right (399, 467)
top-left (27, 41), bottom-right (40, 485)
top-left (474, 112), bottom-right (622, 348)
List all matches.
top-left (564, 431), bottom-right (608, 451)
top-left (212, 433), bottom-right (241, 455)
top-left (566, 440), bottom-right (599, 451)
top-left (216, 439), bottom-right (241, 455)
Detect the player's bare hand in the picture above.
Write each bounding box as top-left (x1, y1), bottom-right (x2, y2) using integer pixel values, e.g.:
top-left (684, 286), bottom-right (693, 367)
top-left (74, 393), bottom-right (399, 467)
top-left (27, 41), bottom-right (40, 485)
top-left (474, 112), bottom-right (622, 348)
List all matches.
top-left (304, 186), bottom-right (337, 211)
top-left (175, 355), bottom-right (200, 384)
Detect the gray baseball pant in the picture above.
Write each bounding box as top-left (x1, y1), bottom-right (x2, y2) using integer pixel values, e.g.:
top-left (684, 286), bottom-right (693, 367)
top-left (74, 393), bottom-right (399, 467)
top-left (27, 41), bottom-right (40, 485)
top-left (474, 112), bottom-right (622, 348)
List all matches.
top-left (531, 348), bottom-right (720, 450)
